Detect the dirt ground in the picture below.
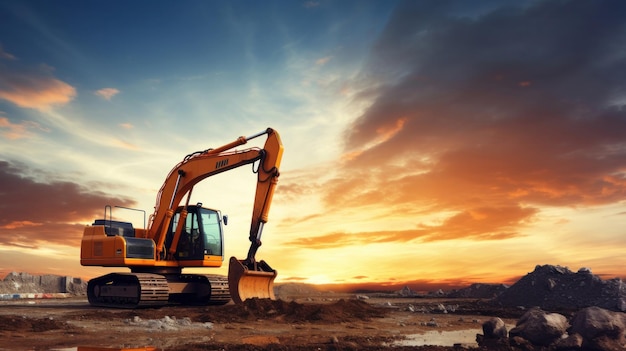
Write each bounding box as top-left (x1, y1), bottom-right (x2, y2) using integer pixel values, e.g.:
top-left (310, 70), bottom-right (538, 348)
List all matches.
top-left (0, 295), bottom-right (523, 351)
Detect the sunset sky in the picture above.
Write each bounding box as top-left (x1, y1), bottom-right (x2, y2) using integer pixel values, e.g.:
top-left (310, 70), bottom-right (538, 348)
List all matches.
top-left (1, 0), bottom-right (626, 292)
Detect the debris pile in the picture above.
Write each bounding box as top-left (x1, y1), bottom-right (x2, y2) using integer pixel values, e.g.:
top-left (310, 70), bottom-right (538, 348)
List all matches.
top-left (0, 272), bottom-right (86, 296)
top-left (448, 283), bottom-right (509, 298)
top-left (273, 282), bottom-right (322, 298)
top-left (494, 265), bottom-right (626, 312)
top-left (125, 315), bottom-right (214, 331)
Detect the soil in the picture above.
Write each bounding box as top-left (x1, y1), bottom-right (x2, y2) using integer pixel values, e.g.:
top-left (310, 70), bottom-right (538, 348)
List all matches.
top-left (0, 295), bottom-right (524, 351)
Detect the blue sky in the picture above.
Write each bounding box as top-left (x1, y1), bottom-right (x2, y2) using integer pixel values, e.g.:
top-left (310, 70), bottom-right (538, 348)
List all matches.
top-left (1, 0), bottom-right (626, 291)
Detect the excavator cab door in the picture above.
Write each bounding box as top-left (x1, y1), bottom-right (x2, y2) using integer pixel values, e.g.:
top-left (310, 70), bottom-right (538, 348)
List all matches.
top-left (168, 206), bottom-right (224, 260)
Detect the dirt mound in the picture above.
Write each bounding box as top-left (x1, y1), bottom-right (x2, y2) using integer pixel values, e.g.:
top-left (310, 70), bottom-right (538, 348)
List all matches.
top-left (493, 264), bottom-right (626, 312)
top-left (69, 298), bottom-right (389, 326)
top-left (204, 298), bottom-right (389, 324)
top-left (0, 315), bottom-right (72, 332)
top-left (274, 282), bottom-right (322, 298)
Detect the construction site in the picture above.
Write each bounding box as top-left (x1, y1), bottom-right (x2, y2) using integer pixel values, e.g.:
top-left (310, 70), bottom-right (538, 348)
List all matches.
top-left (1, 264), bottom-right (624, 350)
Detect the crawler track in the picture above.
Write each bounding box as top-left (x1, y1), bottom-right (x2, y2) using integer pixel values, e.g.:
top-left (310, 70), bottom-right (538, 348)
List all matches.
top-left (87, 273), bottom-right (169, 308)
top-left (87, 272), bottom-right (231, 308)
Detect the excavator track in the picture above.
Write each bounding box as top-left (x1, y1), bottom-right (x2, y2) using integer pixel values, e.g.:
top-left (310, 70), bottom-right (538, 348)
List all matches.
top-left (87, 273), bottom-right (169, 308)
top-left (169, 274), bottom-right (231, 305)
top-left (201, 274), bottom-right (231, 305)
top-left (87, 273), bottom-right (231, 308)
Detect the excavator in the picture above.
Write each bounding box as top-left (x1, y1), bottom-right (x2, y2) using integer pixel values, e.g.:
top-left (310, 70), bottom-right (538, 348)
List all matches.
top-left (80, 128), bottom-right (283, 308)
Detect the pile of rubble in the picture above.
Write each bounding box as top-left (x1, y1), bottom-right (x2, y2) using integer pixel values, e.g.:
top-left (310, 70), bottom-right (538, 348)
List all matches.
top-left (448, 283), bottom-right (509, 298)
top-left (0, 272), bottom-right (86, 296)
top-left (478, 306), bottom-right (626, 350)
top-left (125, 315), bottom-right (214, 331)
top-left (494, 265), bottom-right (626, 312)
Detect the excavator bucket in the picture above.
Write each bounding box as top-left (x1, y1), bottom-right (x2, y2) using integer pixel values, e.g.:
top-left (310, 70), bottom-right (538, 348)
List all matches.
top-left (228, 256), bottom-right (277, 304)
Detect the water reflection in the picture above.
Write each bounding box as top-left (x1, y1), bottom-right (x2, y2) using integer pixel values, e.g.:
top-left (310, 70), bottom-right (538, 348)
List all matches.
top-left (52, 347), bottom-right (158, 351)
top-left (394, 329), bottom-right (481, 347)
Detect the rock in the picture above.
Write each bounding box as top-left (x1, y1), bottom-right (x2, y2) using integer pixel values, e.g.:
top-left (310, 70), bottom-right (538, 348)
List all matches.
top-left (554, 333), bottom-right (583, 350)
top-left (569, 306), bottom-right (626, 350)
top-left (482, 317), bottom-right (507, 339)
top-left (509, 307), bottom-right (569, 346)
top-left (397, 285), bottom-right (417, 297)
top-left (429, 289), bottom-right (445, 297)
top-left (509, 335), bottom-right (535, 350)
top-left (436, 303), bottom-right (447, 313)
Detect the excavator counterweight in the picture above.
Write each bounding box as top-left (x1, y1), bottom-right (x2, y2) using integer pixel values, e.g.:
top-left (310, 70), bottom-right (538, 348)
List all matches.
top-left (80, 128), bottom-right (284, 307)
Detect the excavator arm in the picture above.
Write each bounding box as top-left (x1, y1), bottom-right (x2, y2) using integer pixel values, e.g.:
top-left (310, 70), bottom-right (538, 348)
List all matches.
top-left (147, 128), bottom-right (282, 254)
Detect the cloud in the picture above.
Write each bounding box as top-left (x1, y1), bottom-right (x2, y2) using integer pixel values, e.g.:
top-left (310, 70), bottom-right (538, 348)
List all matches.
top-left (0, 116), bottom-right (48, 139)
top-left (315, 56), bottom-right (332, 66)
top-left (0, 63), bottom-right (76, 111)
top-left (95, 88), bottom-right (120, 100)
top-left (285, 0), bottom-right (626, 243)
top-left (0, 45), bottom-right (16, 60)
top-left (111, 138), bottom-right (140, 150)
top-left (0, 161), bottom-right (135, 248)
top-left (284, 205), bottom-right (533, 249)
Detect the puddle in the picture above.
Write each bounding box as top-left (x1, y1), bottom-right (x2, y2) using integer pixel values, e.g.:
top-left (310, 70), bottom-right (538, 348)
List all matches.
top-left (394, 329), bottom-right (481, 347)
top-left (52, 347), bottom-right (158, 351)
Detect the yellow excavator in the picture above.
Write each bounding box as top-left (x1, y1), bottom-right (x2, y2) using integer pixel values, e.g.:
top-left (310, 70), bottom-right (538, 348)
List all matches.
top-left (80, 128), bottom-right (283, 308)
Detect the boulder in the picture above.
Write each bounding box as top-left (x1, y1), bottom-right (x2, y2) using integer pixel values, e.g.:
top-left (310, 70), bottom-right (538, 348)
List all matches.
top-left (569, 306), bottom-right (626, 350)
top-left (477, 316), bottom-right (510, 348)
top-left (509, 307), bottom-right (569, 346)
top-left (554, 333), bottom-right (583, 350)
top-left (482, 317), bottom-right (508, 339)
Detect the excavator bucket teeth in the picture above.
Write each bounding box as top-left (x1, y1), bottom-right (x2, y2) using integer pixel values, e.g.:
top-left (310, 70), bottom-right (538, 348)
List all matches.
top-left (228, 256), bottom-right (277, 304)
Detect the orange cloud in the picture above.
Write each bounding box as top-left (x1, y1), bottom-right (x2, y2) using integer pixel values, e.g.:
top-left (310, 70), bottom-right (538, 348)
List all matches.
top-left (297, 0), bottom-right (626, 266)
top-left (0, 116), bottom-right (47, 139)
top-left (284, 204), bottom-right (534, 249)
top-left (95, 88), bottom-right (120, 100)
top-left (0, 69), bottom-right (76, 111)
top-left (342, 117), bottom-right (407, 161)
top-left (0, 221), bottom-right (42, 230)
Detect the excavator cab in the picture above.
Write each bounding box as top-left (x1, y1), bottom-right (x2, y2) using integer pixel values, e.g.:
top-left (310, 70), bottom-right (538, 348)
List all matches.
top-left (167, 205), bottom-right (224, 260)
